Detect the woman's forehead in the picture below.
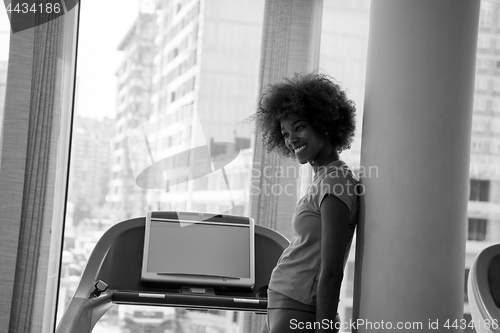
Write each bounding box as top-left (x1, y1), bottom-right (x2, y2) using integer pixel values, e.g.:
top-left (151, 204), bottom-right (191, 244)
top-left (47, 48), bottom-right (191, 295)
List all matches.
top-left (281, 113), bottom-right (305, 122)
top-left (281, 114), bottom-right (306, 126)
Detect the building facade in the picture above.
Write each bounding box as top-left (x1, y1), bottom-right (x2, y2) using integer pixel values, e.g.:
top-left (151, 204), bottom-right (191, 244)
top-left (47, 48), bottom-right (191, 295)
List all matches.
top-left (108, 12), bottom-right (156, 221)
top-left (136, 0), bottom-right (263, 216)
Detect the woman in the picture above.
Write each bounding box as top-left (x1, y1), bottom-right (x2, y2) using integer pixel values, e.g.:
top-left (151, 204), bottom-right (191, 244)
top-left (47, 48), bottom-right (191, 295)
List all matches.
top-left (252, 73), bottom-right (359, 333)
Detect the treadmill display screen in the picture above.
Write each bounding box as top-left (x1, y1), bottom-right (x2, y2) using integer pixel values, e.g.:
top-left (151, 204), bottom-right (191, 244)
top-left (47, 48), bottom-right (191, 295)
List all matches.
top-left (148, 220), bottom-right (250, 278)
top-left (141, 211), bottom-right (255, 289)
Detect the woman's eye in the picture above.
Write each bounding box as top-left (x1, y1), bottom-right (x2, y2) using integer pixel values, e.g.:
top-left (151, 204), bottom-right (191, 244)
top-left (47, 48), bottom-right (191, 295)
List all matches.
top-left (296, 125), bottom-right (304, 131)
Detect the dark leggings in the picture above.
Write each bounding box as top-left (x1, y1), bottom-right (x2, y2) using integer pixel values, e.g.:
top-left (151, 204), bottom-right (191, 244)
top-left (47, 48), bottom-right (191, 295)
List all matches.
top-left (263, 290), bottom-right (340, 333)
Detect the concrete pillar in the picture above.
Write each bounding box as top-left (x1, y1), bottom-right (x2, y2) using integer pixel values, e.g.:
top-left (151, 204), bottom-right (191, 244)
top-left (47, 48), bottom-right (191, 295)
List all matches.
top-left (353, 1), bottom-right (480, 332)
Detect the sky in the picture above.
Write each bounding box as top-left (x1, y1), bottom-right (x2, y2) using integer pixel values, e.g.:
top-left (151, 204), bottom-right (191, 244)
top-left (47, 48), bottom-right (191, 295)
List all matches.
top-left (0, 0), bottom-right (140, 119)
top-left (76, 0), bottom-right (139, 119)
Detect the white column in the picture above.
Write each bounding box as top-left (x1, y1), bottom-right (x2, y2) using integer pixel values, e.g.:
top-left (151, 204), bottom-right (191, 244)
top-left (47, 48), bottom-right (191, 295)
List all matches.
top-left (353, 1), bottom-right (480, 332)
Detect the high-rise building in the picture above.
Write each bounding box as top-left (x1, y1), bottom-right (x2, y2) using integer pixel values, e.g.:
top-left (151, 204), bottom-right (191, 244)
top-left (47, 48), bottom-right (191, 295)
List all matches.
top-left (108, 12), bottom-right (156, 221)
top-left (138, 0), bottom-right (263, 215)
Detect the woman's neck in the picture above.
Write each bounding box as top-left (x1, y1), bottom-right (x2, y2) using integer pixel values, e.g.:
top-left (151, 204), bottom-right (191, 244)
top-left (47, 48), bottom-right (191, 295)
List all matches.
top-left (310, 150), bottom-right (340, 172)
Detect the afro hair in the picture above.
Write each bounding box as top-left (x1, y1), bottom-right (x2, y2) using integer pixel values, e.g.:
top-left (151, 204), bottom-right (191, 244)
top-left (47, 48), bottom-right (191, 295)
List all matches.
top-left (250, 73), bottom-right (356, 158)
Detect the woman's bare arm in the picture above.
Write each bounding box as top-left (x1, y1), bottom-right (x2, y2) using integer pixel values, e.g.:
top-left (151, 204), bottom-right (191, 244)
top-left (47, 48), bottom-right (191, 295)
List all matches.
top-left (316, 194), bottom-right (350, 332)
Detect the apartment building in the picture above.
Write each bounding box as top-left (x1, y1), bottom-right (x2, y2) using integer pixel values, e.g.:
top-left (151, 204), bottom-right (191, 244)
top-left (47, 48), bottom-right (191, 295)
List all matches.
top-left (108, 12), bottom-right (156, 221)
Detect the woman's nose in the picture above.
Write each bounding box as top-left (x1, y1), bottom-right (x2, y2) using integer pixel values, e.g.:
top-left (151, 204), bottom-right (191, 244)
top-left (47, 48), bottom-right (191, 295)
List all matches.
top-left (287, 133), bottom-right (298, 145)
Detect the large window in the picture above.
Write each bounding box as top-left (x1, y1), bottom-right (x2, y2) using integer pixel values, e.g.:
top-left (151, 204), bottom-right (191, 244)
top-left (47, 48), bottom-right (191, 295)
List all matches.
top-left (468, 218), bottom-right (488, 241)
top-left (1, 0), bottom-right (497, 330)
top-left (50, 0), bottom-right (500, 331)
top-left (55, 0), bottom-right (375, 331)
top-left (470, 179), bottom-right (490, 202)
top-left (57, 0), bottom-right (266, 331)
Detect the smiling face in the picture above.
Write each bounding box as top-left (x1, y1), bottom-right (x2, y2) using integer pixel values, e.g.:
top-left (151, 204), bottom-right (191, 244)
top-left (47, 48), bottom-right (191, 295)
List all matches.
top-left (280, 114), bottom-right (337, 167)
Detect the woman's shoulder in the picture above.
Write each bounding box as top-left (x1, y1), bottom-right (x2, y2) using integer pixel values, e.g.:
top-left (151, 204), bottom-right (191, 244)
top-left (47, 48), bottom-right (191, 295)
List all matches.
top-left (315, 160), bottom-right (358, 184)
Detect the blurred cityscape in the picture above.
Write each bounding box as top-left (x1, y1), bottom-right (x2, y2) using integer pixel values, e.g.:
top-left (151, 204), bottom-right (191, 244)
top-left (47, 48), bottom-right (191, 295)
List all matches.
top-left (34, 0), bottom-right (500, 332)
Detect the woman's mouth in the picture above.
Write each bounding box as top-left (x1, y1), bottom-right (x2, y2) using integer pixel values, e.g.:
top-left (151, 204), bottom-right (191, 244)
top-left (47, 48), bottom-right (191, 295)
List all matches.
top-left (294, 144), bottom-right (307, 155)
